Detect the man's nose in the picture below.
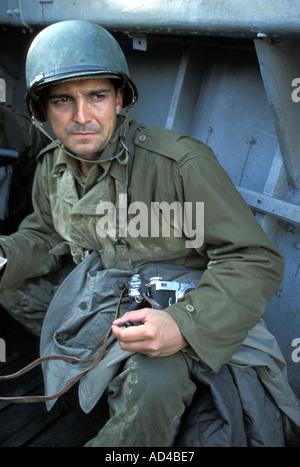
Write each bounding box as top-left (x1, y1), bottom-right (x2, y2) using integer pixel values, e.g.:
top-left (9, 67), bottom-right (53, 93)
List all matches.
top-left (73, 99), bottom-right (92, 124)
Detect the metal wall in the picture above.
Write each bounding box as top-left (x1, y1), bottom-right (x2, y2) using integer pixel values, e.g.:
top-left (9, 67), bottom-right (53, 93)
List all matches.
top-left (0, 0), bottom-right (299, 400)
top-left (1, 0), bottom-right (300, 38)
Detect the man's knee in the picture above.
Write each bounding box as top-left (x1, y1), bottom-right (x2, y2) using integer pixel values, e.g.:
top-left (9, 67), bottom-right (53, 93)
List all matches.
top-left (0, 279), bottom-right (52, 335)
top-left (121, 352), bottom-right (196, 405)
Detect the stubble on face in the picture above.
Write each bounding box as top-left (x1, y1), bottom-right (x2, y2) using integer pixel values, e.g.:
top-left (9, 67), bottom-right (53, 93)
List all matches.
top-left (44, 78), bottom-right (123, 161)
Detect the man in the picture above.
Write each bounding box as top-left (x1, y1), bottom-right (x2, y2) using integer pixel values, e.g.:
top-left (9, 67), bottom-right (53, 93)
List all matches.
top-left (0, 20), bottom-right (298, 447)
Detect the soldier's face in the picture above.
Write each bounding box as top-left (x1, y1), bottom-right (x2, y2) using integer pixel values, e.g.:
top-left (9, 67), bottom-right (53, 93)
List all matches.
top-left (44, 78), bottom-right (123, 160)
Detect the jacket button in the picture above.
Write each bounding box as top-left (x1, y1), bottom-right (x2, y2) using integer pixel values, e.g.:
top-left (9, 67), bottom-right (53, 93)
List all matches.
top-left (185, 304), bottom-right (194, 312)
top-left (79, 302), bottom-right (88, 310)
top-left (139, 134), bottom-right (146, 142)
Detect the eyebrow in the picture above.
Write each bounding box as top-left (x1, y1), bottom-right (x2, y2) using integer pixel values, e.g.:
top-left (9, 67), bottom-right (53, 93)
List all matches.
top-left (47, 88), bottom-right (113, 100)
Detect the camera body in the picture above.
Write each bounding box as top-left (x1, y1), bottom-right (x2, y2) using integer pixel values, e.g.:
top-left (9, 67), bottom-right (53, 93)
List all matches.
top-left (128, 273), bottom-right (197, 309)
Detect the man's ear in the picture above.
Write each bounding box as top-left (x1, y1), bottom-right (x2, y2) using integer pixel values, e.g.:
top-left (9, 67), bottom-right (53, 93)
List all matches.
top-left (116, 87), bottom-right (124, 115)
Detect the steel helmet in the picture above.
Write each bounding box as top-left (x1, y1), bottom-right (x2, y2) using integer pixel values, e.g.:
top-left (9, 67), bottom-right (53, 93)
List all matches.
top-left (25, 20), bottom-right (138, 121)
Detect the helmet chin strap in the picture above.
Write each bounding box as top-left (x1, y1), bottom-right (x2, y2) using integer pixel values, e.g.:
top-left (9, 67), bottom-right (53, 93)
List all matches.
top-left (31, 100), bottom-right (136, 165)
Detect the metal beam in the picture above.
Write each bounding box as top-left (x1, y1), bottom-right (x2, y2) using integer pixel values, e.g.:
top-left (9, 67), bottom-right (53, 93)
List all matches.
top-left (254, 147), bottom-right (287, 236)
top-left (237, 186), bottom-right (300, 226)
top-left (255, 37), bottom-right (300, 188)
top-left (2, 0), bottom-right (300, 38)
top-left (165, 48), bottom-right (191, 130)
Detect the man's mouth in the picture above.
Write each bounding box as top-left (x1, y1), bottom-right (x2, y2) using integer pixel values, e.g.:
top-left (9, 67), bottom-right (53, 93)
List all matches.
top-left (71, 132), bottom-right (96, 137)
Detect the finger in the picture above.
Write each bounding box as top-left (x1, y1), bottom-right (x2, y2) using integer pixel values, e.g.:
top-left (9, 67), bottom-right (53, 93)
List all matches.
top-left (111, 324), bottom-right (158, 356)
top-left (113, 308), bottom-right (153, 326)
top-left (112, 322), bottom-right (148, 342)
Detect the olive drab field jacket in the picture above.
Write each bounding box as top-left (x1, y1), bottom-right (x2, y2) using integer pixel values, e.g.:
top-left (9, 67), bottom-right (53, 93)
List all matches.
top-left (0, 116), bottom-right (285, 373)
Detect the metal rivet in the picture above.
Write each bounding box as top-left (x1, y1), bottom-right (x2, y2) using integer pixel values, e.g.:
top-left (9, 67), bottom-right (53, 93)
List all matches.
top-left (185, 304), bottom-right (194, 312)
top-left (139, 134), bottom-right (146, 142)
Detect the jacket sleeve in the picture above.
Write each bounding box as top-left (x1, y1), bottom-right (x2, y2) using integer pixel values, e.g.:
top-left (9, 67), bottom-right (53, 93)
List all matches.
top-left (0, 159), bottom-right (64, 291)
top-left (165, 141), bottom-right (285, 372)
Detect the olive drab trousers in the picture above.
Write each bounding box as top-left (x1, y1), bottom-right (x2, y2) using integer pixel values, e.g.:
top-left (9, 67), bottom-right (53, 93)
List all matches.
top-left (85, 352), bottom-right (197, 447)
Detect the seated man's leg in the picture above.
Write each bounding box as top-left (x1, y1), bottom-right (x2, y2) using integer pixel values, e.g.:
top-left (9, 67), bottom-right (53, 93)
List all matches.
top-left (0, 259), bottom-right (75, 336)
top-left (85, 351), bottom-right (197, 447)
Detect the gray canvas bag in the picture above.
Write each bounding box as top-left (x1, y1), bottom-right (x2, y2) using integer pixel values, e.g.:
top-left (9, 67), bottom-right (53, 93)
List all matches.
top-left (39, 251), bottom-right (204, 412)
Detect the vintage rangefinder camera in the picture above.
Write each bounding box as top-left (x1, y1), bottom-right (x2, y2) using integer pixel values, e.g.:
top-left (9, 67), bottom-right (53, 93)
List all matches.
top-left (128, 273), bottom-right (197, 309)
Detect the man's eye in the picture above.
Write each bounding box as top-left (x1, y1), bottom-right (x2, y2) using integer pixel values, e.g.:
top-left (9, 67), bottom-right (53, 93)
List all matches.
top-left (51, 97), bottom-right (70, 104)
top-left (91, 93), bottom-right (105, 101)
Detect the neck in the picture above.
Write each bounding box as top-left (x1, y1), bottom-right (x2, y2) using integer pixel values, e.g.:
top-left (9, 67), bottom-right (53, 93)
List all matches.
top-left (80, 159), bottom-right (97, 177)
